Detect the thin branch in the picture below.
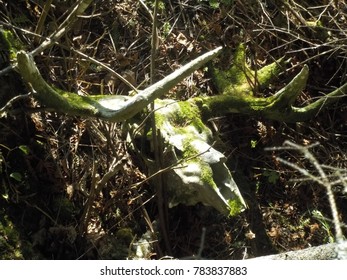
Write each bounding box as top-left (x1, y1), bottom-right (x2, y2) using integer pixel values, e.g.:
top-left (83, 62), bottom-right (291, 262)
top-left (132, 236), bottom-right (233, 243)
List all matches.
top-left (0, 0), bottom-right (92, 76)
top-left (269, 141), bottom-right (346, 259)
top-left (79, 157), bottom-right (124, 235)
top-left (148, 0), bottom-right (171, 256)
top-left (31, 0), bottom-right (93, 57)
top-left (72, 48), bottom-right (138, 92)
top-left (0, 92), bottom-right (32, 118)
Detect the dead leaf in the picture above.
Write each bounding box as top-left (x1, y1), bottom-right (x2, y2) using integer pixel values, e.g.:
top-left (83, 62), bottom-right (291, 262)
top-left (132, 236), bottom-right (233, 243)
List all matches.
top-left (245, 230), bottom-right (256, 240)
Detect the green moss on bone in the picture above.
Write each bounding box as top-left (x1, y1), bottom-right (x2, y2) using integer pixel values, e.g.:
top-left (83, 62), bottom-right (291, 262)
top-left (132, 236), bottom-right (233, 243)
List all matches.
top-left (254, 57), bottom-right (285, 87)
top-left (226, 43), bottom-right (252, 86)
top-left (181, 137), bottom-right (218, 191)
top-left (211, 44), bottom-right (249, 93)
top-left (154, 99), bottom-right (210, 137)
top-left (182, 136), bottom-right (199, 159)
top-left (196, 93), bottom-right (271, 119)
top-left (211, 43), bottom-right (286, 97)
top-left (176, 101), bottom-right (207, 133)
top-left (56, 88), bottom-right (99, 114)
top-left (228, 196), bottom-right (245, 217)
top-left (200, 163), bottom-right (216, 189)
top-left (181, 138), bottom-right (244, 215)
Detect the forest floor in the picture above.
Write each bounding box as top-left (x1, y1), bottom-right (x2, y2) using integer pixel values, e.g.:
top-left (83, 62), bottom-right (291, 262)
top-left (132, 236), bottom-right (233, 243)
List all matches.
top-left (1, 0), bottom-right (347, 259)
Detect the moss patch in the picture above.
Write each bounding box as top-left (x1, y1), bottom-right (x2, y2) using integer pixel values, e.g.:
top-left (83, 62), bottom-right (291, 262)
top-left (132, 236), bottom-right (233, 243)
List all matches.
top-left (0, 211), bottom-right (23, 259)
top-left (211, 43), bottom-right (286, 97)
top-left (0, 29), bottom-right (23, 62)
top-left (228, 196), bottom-right (245, 217)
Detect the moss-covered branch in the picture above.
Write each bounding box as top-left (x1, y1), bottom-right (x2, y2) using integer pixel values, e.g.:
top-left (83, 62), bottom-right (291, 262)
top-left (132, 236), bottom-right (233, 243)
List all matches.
top-left (201, 44), bottom-right (347, 122)
top-left (197, 64), bottom-right (310, 121)
top-left (16, 47), bottom-right (222, 121)
top-left (211, 44), bottom-right (286, 95)
top-left (15, 42), bottom-right (347, 124)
